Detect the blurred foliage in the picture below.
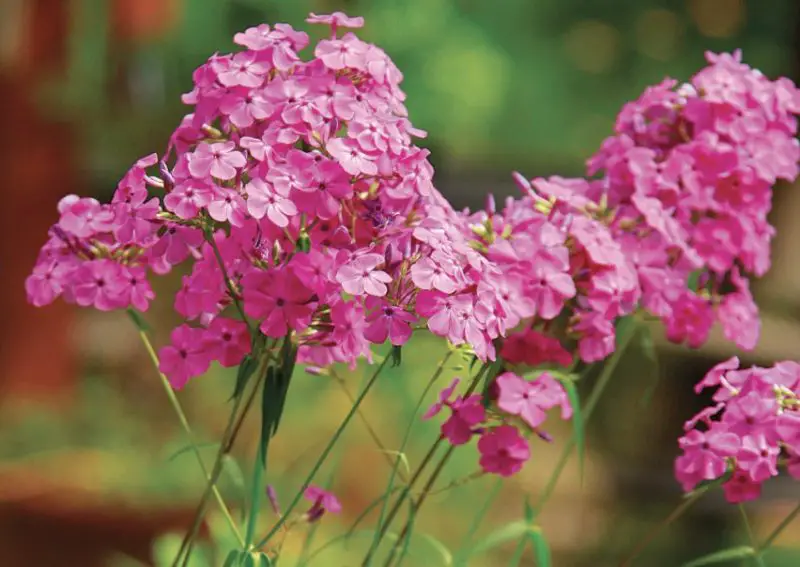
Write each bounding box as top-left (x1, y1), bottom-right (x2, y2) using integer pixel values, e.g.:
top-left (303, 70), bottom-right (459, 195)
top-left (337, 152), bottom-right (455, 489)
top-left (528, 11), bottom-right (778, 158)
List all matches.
top-left (42, 0), bottom-right (797, 186)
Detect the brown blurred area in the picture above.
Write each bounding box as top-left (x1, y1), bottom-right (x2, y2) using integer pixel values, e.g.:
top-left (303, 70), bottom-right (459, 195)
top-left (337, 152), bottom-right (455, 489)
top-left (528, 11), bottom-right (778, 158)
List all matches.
top-left (1, 1), bottom-right (799, 566)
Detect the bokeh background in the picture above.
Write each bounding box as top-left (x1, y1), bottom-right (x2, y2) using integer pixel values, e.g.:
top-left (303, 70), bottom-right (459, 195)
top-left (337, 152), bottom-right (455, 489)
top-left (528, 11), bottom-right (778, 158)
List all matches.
top-left (2, 0), bottom-right (800, 565)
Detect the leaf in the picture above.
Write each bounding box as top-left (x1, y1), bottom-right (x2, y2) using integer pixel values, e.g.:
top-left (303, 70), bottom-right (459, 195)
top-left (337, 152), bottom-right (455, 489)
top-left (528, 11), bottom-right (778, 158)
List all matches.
top-left (381, 450), bottom-right (411, 480)
top-left (417, 533), bottom-right (453, 566)
top-left (222, 550), bottom-right (243, 567)
top-left (126, 309), bottom-right (151, 332)
top-left (554, 376), bottom-right (584, 482)
top-left (231, 354), bottom-right (259, 401)
top-left (530, 528), bottom-right (552, 567)
top-left (681, 546), bottom-right (756, 567)
top-left (259, 339), bottom-right (298, 466)
top-left (687, 270), bottom-right (703, 292)
top-left (467, 521), bottom-right (534, 557)
top-left (390, 345), bottom-right (403, 367)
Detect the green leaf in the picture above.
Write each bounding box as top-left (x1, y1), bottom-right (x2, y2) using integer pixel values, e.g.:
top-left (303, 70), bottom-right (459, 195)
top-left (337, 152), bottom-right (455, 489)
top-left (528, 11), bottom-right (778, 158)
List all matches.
top-left (467, 520), bottom-right (534, 557)
top-left (126, 309), bottom-right (151, 332)
top-left (554, 376), bottom-right (583, 482)
top-left (390, 345), bottom-right (403, 367)
top-left (681, 546), bottom-right (756, 567)
top-left (530, 528), bottom-right (552, 567)
top-left (687, 270), bottom-right (703, 292)
top-left (417, 533), bottom-right (453, 566)
top-left (222, 550), bottom-right (243, 567)
top-left (260, 339), bottom-right (298, 466)
top-left (232, 354), bottom-right (259, 401)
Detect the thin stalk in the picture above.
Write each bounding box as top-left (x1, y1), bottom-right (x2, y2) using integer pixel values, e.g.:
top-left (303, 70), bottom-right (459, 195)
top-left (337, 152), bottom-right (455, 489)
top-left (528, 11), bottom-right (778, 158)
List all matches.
top-left (739, 504), bottom-right (765, 567)
top-left (176, 358), bottom-right (267, 567)
top-left (532, 322), bottom-right (638, 516)
top-left (453, 477), bottom-right (504, 567)
top-left (380, 360), bottom-right (503, 566)
top-left (255, 354), bottom-right (391, 549)
top-left (364, 351), bottom-right (454, 563)
top-left (363, 361), bottom-right (493, 565)
top-left (382, 445), bottom-right (456, 567)
top-left (618, 485), bottom-right (709, 567)
top-left (130, 315), bottom-right (243, 549)
top-left (331, 369), bottom-right (410, 482)
top-left (245, 441), bottom-right (267, 547)
top-left (760, 500), bottom-right (800, 551)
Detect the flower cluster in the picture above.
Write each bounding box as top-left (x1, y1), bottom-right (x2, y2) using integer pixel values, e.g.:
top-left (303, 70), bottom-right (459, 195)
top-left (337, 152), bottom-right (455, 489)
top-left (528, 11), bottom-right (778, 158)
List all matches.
top-left (524, 50), bottom-right (800, 352)
top-left (675, 357), bottom-right (800, 502)
top-left (424, 372), bottom-right (571, 477)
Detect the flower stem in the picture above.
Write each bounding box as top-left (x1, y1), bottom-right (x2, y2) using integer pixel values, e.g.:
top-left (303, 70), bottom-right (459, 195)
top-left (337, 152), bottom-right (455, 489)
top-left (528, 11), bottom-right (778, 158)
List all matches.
top-left (739, 504), bottom-right (766, 567)
top-left (760, 500), bottom-right (800, 551)
top-left (129, 312), bottom-right (244, 550)
top-left (177, 355), bottom-right (268, 567)
top-left (255, 353), bottom-right (391, 550)
top-left (531, 320), bottom-right (638, 517)
top-left (618, 485), bottom-right (709, 567)
top-left (362, 360), bottom-right (493, 566)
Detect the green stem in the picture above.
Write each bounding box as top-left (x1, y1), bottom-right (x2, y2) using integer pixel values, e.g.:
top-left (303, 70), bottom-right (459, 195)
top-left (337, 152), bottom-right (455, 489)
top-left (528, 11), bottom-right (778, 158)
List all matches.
top-left (618, 485), bottom-right (709, 567)
top-left (363, 361), bottom-right (493, 566)
top-left (454, 477), bottom-right (504, 567)
top-left (739, 504), bottom-right (765, 567)
top-left (384, 359), bottom-right (503, 567)
top-left (365, 351), bottom-right (454, 563)
top-left (129, 313), bottom-right (244, 549)
top-left (760, 500), bottom-right (800, 551)
top-left (177, 359), bottom-right (266, 567)
top-left (255, 354), bottom-right (391, 550)
top-left (532, 321), bottom-right (638, 516)
top-left (245, 441), bottom-right (267, 548)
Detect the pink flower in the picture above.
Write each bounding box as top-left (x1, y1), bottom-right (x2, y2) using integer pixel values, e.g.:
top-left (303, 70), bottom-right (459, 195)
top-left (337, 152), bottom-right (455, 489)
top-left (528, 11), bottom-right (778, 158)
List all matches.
top-left (202, 317), bottom-right (251, 367)
top-left (441, 394), bottom-right (486, 445)
top-left (72, 260), bottom-right (126, 311)
top-left (158, 325), bottom-right (212, 389)
top-left (304, 485), bottom-right (342, 522)
top-left (495, 372), bottom-right (547, 428)
top-left (675, 428), bottom-right (740, 491)
top-left (736, 433), bottom-right (779, 482)
top-left (242, 268), bottom-right (316, 337)
top-left (423, 378), bottom-right (460, 420)
top-left (364, 297), bottom-right (416, 346)
top-left (213, 51), bottom-right (269, 88)
top-left (722, 470), bottom-right (762, 503)
top-left (336, 253), bottom-right (392, 297)
top-left (246, 178), bottom-right (298, 227)
top-left (478, 425), bottom-right (531, 477)
top-left (188, 142), bottom-right (246, 181)
top-left (306, 12), bottom-right (365, 30)
top-left (326, 138), bottom-right (377, 176)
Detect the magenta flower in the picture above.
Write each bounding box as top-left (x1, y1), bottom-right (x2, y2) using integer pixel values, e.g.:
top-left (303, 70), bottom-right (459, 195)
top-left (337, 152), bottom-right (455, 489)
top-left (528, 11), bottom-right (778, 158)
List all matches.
top-left (242, 268), bottom-right (317, 337)
top-left (212, 51), bottom-right (269, 88)
top-left (158, 325), bottom-right (212, 389)
top-left (326, 137), bottom-right (377, 176)
top-left (722, 470), bottom-right (762, 503)
top-left (423, 378), bottom-right (461, 420)
top-left (306, 12), bottom-right (365, 30)
top-left (202, 317), bottom-right (251, 368)
top-left (736, 434), bottom-right (779, 482)
top-left (478, 425), bottom-right (531, 477)
top-left (72, 260), bottom-right (126, 311)
top-left (495, 372), bottom-right (547, 428)
top-left (675, 428), bottom-right (740, 491)
top-left (441, 394), bottom-right (486, 445)
top-left (364, 297), bottom-right (416, 346)
top-left (303, 485), bottom-right (342, 522)
top-left (336, 253), bottom-right (392, 297)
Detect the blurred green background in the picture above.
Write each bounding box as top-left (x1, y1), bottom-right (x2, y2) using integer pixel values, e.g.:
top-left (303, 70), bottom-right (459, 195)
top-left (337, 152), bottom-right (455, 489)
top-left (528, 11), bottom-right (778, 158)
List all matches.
top-left (2, 0), bottom-right (800, 566)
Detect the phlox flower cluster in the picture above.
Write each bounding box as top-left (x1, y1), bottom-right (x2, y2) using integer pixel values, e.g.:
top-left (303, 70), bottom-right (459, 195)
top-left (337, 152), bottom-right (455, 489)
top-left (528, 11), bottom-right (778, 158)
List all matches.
top-left (516, 51), bottom-right (800, 353)
top-left (424, 372), bottom-right (571, 477)
top-left (24, 12), bottom-right (495, 386)
top-left (675, 357), bottom-right (800, 502)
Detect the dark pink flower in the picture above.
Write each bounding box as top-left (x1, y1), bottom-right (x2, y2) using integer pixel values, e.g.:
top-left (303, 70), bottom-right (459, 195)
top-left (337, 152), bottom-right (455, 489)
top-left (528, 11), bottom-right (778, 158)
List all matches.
top-left (478, 425), bottom-right (531, 477)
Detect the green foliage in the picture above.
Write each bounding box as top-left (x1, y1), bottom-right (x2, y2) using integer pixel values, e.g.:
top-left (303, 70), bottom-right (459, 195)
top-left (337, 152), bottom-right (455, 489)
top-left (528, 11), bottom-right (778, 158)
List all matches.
top-left (553, 375), bottom-right (584, 481)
